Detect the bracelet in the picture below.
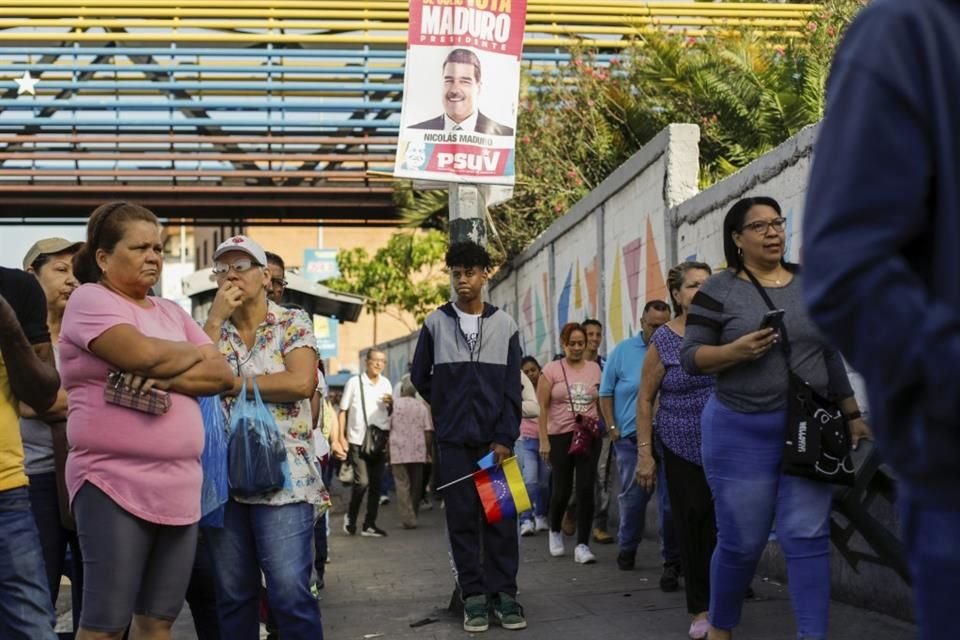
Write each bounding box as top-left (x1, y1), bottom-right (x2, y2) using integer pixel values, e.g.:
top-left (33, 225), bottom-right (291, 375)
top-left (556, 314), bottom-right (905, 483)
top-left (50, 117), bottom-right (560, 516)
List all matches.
top-left (637, 441), bottom-right (650, 447)
top-left (844, 410), bottom-right (862, 421)
top-left (608, 425), bottom-right (618, 432)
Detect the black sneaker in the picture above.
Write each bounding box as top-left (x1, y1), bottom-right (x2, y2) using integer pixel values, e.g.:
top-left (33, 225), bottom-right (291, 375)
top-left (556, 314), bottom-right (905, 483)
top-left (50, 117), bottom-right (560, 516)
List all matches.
top-left (616, 550), bottom-right (635, 571)
top-left (361, 523), bottom-right (387, 537)
top-left (660, 563), bottom-right (681, 592)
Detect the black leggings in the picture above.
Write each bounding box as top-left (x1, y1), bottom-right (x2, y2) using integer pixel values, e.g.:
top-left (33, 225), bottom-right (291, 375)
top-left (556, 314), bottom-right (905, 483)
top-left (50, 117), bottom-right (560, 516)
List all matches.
top-left (548, 432), bottom-right (601, 545)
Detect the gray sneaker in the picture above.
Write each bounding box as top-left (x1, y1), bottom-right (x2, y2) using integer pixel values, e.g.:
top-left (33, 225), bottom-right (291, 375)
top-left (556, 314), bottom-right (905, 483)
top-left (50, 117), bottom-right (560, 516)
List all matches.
top-left (492, 592), bottom-right (527, 630)
top-left (463, 594), bottom-right (489, 632)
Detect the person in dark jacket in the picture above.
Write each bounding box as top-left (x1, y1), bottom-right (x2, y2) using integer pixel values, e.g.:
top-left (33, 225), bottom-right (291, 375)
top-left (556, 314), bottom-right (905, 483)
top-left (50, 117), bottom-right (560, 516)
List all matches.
top-left (802, 2), bottom-right (960, 637)
top-left (410, 241), bottom-right (525, 633)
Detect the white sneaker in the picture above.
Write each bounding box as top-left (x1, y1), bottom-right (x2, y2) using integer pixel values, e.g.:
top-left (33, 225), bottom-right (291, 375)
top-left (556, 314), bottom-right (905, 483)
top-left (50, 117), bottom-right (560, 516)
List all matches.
top-left (549, 531), bottom-right (565, 557)
top-left (534, 515), bottom-right (549, 531)
top-left (574, 544), bottom-right (597, 564)
top-left (520, 520), bottom-right (536, 537)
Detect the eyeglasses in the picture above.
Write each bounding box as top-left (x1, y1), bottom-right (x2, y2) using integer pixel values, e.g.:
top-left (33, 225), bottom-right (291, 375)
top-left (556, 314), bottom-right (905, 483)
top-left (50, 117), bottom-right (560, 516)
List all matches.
top-left (740, 217), bottom-right (786, 235)
top-left (212, 258), bottom-right (261, 277)
top-left (270, 277), bottom-right (288, 288)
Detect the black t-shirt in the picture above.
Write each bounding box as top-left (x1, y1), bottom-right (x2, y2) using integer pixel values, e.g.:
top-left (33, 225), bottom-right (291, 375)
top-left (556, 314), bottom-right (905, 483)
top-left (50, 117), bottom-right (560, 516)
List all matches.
top-left (0, 266), bottom-right (50, 345)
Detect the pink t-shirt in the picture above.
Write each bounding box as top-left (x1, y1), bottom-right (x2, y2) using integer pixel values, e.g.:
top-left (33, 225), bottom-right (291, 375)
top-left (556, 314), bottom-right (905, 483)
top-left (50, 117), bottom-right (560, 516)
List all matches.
top-left (540, 359), bottom-right (602, 435)
top-left (59, 284), bottom-right (212, 525)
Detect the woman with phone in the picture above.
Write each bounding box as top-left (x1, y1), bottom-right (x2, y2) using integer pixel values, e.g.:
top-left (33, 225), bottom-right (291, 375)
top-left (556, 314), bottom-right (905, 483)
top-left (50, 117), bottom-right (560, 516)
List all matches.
top-left (635, 261), bottom-right (715, 639)
top-left (537, 322), bottom-right (602, 565)
top-left (680, 197), bottom-right (869, 640)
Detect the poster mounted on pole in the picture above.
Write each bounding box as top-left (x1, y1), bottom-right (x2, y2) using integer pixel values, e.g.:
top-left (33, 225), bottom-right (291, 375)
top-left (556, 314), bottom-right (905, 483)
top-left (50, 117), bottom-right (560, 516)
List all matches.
top-left (393, 0), bottom-right (527, 186)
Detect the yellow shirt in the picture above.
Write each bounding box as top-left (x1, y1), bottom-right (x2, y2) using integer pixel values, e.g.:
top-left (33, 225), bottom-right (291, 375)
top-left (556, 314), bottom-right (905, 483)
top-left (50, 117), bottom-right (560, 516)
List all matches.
top-left (0, 352), bottom-right (28, 491)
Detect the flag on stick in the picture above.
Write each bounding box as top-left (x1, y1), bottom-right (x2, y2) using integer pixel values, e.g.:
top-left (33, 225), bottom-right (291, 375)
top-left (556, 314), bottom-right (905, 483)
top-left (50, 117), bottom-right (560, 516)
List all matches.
top-left (474, 456), bottom-right (531, 524)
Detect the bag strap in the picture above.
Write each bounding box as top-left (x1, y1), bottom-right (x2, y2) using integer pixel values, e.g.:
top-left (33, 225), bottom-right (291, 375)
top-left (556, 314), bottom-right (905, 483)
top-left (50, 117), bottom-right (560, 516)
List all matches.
top-left (558, 361), bottom-right (578, 417)
top-left (742, 267), bottom-right (794, 366)
top-left (356, 375), bottom-right (369, 428)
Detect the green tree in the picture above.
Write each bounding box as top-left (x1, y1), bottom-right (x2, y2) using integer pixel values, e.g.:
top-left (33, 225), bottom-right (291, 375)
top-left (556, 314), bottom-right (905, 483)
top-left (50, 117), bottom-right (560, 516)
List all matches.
top-left (326, 230), bottom-right (449, 343)
top-left (398, 0), bottom-right (866, 261)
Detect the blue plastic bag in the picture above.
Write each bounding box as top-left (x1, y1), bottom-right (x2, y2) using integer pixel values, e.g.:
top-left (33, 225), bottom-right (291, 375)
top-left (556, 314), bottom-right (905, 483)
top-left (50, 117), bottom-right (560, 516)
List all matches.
top-left (227, 378), bottom-right (288, 498)
top-left (198, 395), bottom-right (229, 528)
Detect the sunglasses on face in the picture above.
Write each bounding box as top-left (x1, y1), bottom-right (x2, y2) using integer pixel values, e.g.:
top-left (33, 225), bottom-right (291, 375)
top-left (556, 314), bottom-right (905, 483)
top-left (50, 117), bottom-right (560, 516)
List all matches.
top-left (212, 258), bottom-right (262, 277)
top-left (271, 277), bottom-right (288, 288)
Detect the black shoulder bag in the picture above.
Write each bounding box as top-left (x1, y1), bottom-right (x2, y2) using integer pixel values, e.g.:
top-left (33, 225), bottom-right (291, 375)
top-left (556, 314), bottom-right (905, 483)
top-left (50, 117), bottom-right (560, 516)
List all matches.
top-left (358, 376), bottom-right (389, 461)
top-left (743, 269), bottom-right (855, 486)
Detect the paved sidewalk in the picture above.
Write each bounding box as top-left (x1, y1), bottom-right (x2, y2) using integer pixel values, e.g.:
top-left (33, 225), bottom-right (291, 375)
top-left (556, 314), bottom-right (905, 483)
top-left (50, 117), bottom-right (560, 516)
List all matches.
top-left (169, 490), bottom-right (915, 640)
top-left (317, 503), bottom-right (914, 639)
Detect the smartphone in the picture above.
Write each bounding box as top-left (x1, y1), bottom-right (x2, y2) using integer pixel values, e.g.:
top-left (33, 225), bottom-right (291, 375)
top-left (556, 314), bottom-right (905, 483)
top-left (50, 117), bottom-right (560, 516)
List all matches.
top-left (758, 309), bottom-right (785, 331)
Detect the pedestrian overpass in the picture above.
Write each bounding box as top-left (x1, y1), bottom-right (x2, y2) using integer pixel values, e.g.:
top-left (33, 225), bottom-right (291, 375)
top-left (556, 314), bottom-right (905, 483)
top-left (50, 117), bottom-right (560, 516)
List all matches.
top-left (0, 1), bottom-right (817, 225)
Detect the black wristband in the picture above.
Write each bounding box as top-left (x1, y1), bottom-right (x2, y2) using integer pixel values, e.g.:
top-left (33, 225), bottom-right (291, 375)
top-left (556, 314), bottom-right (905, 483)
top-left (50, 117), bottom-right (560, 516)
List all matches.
top-left (844, 410), bottom-right (862, 421)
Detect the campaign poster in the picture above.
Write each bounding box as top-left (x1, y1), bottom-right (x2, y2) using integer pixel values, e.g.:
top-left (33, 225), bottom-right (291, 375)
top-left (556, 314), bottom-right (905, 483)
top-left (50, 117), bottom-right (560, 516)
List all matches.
top-left (394, 0), bottom-right (527, 185)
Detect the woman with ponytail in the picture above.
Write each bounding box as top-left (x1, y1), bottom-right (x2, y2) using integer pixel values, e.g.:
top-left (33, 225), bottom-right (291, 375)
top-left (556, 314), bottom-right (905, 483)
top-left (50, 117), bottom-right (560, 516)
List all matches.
top-left (59, 202), bottom-right (233, 640)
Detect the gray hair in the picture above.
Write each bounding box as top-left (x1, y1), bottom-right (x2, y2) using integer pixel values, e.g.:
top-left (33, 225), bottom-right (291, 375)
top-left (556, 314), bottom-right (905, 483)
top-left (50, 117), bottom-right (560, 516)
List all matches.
top-left (400, 374), bottom-right (417, 398)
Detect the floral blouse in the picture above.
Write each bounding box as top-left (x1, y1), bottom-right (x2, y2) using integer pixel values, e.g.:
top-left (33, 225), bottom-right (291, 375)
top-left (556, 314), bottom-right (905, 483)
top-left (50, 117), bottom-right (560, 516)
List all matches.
top-left (218, 301), bottom-right (330, 510)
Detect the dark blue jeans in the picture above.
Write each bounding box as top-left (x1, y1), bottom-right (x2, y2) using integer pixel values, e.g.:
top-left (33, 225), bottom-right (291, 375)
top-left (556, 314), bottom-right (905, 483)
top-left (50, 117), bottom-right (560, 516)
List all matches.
top-left (206, 500), bottom-right (323, 640)
top-left (702, 396), bottom-right (832, 638)
top-left (901, 492), bottom-right (960, 640)
top-left (0, 485), bottom-right (57, 639)
top-left (517, 437), bottom-right (550, 523)
top-left (27, 472), bottom-right (83, 635)
top-left (612, 436), bottom-right (654, 554)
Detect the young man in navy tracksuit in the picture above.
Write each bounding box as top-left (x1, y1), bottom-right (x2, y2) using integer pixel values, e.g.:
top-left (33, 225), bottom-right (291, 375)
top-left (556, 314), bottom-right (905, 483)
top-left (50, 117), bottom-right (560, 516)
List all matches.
top-left (803, 2), bottom-right (960, 637)
top-left (410, 242), bottom-right (525, 633)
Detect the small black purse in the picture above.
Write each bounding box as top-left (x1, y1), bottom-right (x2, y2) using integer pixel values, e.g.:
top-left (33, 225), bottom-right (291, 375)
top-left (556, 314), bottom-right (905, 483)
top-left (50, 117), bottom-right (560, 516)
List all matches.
top-left (744, 269), bottom-right (855, 486)
top-left (357, 376), bottom-right (389, 461)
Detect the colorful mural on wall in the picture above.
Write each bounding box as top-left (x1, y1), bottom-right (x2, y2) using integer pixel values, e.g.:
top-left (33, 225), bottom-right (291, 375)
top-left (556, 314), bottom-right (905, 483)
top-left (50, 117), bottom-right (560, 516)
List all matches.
top-left (606, 214), bottom-right (667, 345)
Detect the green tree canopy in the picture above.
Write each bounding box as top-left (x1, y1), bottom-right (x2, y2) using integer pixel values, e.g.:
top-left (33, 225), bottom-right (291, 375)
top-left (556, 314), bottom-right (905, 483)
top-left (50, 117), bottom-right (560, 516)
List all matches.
top-left (326, 230), bottom-right (449, 335)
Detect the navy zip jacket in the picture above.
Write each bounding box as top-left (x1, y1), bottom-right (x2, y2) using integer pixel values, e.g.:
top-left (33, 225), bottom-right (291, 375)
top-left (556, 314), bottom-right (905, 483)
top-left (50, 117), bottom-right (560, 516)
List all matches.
top-left (803, 0), bottom-right (960, 507)
top-left (410, 301), bottom-right (522, 449)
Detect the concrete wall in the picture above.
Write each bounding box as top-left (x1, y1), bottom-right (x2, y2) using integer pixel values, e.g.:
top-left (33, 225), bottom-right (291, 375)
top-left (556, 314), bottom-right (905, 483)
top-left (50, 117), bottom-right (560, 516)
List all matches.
top-left (367, 122), bottom-right (911, 619)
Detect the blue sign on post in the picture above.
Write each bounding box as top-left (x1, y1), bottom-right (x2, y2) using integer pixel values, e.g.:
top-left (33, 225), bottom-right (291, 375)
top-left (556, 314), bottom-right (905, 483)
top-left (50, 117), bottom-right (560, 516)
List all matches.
top-left (313, 315), bottom-right (339, 359)
top-left (303, 248), bottom-right (340, 282)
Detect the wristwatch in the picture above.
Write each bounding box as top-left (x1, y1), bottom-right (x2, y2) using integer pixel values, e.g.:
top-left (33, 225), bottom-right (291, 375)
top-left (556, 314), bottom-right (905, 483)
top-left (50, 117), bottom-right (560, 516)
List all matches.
top-left (844, 410), bottom-right (862, 421)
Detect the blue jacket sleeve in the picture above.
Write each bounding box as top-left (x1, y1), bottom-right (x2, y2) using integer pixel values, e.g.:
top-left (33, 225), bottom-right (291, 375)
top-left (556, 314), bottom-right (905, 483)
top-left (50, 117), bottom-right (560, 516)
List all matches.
top-left (493, 330), bottom-right (522, 449)
top-left (803, 6), bottom-right (959, 421)
top-left (410, 326), bottom-right (434, 405)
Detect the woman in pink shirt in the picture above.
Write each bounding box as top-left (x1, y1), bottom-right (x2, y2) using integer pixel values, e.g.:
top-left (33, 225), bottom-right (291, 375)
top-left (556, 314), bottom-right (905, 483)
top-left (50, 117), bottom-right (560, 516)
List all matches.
top-left (59, 202), bottom-right (232, 640)
top-left (537, 323), bottom-right (602, 565)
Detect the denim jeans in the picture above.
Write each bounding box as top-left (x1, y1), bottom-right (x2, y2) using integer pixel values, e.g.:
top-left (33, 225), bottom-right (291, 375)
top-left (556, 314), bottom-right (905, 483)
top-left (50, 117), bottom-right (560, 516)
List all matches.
top-left (27, 472), bottom-right (83, 632)
top-left (0, 486), bottom-right (57, 640)
top-left (206, 499), bottom-right (323, 640)
top-left (900, 492), bottom-right (960, 640)
top-left (702, 396), bottom-right (832, 638)
top-left (517, 437), bottom-right (550, 523)
top-left (612, 436), bottom-right (654, 554)
top-left (656, 458), bottom-right (682, 566)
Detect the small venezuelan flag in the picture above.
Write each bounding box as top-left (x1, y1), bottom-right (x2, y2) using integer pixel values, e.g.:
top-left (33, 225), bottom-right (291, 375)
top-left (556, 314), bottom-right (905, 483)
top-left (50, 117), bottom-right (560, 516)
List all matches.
top-left (473, 456), bottom-right (531, 524)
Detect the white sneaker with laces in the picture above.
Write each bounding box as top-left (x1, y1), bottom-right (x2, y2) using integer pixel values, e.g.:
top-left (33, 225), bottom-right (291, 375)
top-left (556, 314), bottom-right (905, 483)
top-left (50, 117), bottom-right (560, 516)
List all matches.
top-left (534, 515), bottom-right (549, 531)
top-left (520, 520), bottom-right (536, 537)
top-left (574, 544), bottom-right (597, 564)
top-left (549, 531), bottom-right (565, 557)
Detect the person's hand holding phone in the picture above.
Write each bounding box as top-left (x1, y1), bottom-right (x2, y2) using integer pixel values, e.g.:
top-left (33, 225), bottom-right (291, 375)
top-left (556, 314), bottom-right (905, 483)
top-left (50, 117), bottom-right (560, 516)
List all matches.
top-left (729, 328), bottom-right (778, 363)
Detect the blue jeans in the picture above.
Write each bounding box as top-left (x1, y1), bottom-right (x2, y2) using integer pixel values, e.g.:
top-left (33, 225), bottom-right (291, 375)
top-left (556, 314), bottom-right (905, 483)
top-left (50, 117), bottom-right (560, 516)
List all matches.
top-left (702, 396), bottom-right (832, 638)
top-left (27, 472), bottom-right (83, 633)
top-left (612, 436), bottom-right (654, 554)
top-left (517, 437), bottom-right (550, 523)
top-left (206, 500), bottom-right (323, 640)
top-left (656, 460), bottom-right (681, 566)
top-left (0, 486), bottom-right (57, 640)
top-left (900, 492), bottom-right (960, 640)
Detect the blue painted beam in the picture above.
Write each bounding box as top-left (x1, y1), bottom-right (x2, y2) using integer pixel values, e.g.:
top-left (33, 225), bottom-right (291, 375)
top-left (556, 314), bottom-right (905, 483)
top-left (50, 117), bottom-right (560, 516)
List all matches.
top-left (0, 117), bottom-right (401, 128)
top-left (0, 98), bottom-right (402, 111)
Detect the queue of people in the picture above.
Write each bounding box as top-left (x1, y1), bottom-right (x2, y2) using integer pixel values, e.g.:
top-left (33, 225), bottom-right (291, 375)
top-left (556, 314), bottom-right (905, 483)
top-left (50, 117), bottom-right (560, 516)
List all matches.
top-left (0, 191), bottom-right (930, 640)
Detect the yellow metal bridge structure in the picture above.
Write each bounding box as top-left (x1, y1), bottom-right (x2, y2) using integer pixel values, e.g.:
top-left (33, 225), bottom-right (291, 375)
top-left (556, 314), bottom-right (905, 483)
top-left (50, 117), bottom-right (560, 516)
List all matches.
top-left (0, 1), bottom-right (818, 224)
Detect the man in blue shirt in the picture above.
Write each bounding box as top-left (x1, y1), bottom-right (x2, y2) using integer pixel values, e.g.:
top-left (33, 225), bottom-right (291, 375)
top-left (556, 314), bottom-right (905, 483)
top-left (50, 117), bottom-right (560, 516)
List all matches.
top-left (803, 2), bottom-right (960, 637)
top-left (599, 300), bottom-right (672, 574)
